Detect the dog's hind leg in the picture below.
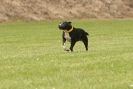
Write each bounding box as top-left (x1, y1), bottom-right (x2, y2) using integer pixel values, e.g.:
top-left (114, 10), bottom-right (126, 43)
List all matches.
top-left (70, 41), bottom-right (76, 52)
top-left (82, 36), bottom-right (88, 51)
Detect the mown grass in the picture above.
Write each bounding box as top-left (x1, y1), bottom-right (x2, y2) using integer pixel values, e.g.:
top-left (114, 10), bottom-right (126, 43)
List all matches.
top-left (0, 19), bottom-right (133, 89)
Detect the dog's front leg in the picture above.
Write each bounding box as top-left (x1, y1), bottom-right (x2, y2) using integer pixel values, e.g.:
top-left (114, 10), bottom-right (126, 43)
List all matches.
top-left (62, 32), bottom-right (66, 49)
top-left (62, 40), bottom-right (70, 51)
top-left (62, 32), bottom-right (70, 51)
top-left (62, 37), bottom-right (66, 48)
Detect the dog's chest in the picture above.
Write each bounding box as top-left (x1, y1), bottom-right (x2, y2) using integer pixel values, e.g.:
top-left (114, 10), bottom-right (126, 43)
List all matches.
top-left (64, 32), bottom-right (71, 42)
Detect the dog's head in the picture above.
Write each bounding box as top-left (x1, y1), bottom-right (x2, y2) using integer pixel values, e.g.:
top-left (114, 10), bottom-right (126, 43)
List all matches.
top-left (58, 21), bottom-right (72, 31)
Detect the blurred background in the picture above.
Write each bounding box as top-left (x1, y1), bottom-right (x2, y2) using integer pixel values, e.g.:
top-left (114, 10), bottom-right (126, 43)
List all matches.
top-left (0, 0), bottom-right (133, 22)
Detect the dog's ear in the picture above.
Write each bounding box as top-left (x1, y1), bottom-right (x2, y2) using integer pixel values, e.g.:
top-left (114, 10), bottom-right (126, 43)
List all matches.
top-left (68, 21), bottom-right (72, 24)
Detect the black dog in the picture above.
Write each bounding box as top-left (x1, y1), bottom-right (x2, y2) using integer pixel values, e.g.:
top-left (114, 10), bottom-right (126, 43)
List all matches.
top-left (58, 21), bottom-right (89, 52)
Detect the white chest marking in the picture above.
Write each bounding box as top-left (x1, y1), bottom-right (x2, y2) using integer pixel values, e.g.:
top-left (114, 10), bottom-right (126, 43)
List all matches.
top-left (64, 32), bottom-right (71, 42)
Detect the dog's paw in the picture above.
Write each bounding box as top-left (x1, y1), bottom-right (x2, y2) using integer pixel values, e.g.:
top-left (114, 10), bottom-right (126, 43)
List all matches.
top-left (65, 49), bottom-right (70, 52)
top-left (62, 45), bottom-right (66, 49)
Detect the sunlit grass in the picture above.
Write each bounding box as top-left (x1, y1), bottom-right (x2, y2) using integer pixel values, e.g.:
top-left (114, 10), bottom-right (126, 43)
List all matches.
top-left (0, 19), bottom-right (133, 89)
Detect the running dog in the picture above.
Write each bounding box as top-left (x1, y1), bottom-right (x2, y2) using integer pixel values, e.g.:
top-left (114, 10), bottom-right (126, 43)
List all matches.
top-left (58, 21), bottom-right (89, 52)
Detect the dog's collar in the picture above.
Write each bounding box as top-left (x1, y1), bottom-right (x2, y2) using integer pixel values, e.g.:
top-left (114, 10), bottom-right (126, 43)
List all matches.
top-left (64, 26), bottom-right (73, 33)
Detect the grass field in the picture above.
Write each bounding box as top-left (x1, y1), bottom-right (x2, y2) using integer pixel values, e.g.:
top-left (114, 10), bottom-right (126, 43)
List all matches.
top-left (0, 19), bottom-right (133, 89)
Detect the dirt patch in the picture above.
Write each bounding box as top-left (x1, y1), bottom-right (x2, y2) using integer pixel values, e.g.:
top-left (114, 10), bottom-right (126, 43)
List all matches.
top-left (0, 0), bottom-right (133, 21)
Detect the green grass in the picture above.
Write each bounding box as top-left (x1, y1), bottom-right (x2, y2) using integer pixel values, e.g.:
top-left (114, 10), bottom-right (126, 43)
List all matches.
top-left (0, 19), bottom-right (133, 89)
